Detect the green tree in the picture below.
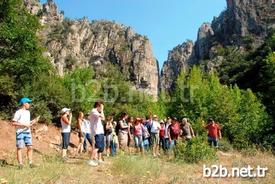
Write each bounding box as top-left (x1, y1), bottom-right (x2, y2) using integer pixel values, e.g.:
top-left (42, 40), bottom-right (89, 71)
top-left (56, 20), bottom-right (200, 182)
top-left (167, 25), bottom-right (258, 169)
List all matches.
top-left (170, 66), bottom-right (271, 149)
top-left (0, 0), bottom-right (54, 117)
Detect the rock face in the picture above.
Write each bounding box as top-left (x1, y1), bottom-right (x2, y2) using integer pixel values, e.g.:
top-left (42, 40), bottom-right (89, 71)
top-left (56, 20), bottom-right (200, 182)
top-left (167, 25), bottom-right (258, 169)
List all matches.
top-left (161, 0), bottom-right (275, 92)
top-left (160, 41), bottom-right (195, 92)
top-left (24, 0), bottom-right (159, 98)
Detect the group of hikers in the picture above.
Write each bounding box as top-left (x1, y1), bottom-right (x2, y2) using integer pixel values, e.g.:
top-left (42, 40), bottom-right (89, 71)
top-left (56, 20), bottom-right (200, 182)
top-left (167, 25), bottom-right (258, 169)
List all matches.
top-left (10, 97), bottom-right (222, 169)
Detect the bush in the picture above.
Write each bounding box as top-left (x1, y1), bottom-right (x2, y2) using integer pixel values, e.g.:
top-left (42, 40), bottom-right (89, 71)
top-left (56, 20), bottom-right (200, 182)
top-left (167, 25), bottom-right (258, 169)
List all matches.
top-left (174, 137), bottom-right (216, 163)
top-left (170, 66), bottom-right (271, 149)
top-left (218, 139), bottom-right (233, 152)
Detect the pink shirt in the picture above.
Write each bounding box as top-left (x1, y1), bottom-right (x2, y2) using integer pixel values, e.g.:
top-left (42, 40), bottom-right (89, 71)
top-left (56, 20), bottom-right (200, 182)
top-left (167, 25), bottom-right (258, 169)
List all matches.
top-left (134, 123), bottom-right (143, 136)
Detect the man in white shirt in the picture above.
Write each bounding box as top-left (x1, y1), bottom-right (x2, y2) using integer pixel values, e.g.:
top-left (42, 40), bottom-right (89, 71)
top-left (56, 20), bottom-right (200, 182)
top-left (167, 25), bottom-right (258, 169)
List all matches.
top-left (12, 97), bottom-right (37, 169)
top-left (88, 101), bottom-right (105, 167)
top-left (151, 115), bottom-right (161, 157)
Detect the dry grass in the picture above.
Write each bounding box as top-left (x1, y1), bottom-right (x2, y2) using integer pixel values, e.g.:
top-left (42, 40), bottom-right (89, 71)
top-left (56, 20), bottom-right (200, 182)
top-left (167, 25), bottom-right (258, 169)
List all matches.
top-left (0, 150), bottom-right (274, 184)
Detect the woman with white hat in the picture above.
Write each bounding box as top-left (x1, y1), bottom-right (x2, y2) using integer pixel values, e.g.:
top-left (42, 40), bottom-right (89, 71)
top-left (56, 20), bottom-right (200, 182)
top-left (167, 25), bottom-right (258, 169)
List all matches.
top-left (60, 108), bottom-right (72, 160)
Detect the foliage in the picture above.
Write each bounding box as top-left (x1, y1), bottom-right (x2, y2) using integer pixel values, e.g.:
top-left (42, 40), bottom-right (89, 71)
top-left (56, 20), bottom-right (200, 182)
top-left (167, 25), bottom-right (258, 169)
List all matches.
top-left (218, 139), bottom-right (234, 152)
top-left (93, 63), bottom-right (167, 118)
top-left (63, 67), bottom-right (97, 115)
top-left (174, 137), bottom-right (216, 163)
top-left (217, 32), bottom-right (275, 147)
top-left (0, 0), bottom-right (55, 119)
top-left (21, 74), bottom-right (70, 123)
top-left (170, 66), bottom-right (271, 149)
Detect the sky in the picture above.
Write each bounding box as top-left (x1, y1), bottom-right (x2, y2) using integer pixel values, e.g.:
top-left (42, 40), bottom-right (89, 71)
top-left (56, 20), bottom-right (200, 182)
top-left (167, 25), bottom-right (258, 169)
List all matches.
top-left (41, 0), bottom-right (226, 68)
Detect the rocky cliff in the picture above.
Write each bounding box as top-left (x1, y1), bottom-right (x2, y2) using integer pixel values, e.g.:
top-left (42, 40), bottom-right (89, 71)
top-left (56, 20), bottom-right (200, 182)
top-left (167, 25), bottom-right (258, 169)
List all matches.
top-left (24, 0), bottom-right (159, 98)
top-left (161, 0), bottom-right (275, 92)
top-left (160, 41), bottom-right (195, 92)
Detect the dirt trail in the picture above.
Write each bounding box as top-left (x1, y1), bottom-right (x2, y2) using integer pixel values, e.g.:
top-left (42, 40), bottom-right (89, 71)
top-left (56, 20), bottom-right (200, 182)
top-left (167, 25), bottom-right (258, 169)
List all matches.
top-left (0, 120), bottom-right (80, 160)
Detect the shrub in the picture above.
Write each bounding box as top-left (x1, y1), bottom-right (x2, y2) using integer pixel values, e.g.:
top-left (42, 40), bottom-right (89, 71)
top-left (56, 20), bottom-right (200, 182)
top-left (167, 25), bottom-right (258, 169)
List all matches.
top-left (174, 137), bottom-right (216, 163)
top-left (170, 66), bottom-right (271, 149)
top-left (218, 139), bottom-right (233, 152)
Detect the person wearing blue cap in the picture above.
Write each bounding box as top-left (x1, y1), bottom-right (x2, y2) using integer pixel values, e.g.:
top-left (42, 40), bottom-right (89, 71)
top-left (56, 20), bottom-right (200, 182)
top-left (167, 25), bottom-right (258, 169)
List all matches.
top-left (11, 97), bottom-right (36, 169)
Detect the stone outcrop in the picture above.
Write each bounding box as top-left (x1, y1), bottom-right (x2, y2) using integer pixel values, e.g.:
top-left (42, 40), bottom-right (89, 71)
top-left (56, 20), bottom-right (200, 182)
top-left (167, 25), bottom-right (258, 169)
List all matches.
top-left (160, 41), bottom-right (195, 92)
top-left (161, 0), bottom-right (275, 92)
top-left (24, 0), bottom-right (159, 98)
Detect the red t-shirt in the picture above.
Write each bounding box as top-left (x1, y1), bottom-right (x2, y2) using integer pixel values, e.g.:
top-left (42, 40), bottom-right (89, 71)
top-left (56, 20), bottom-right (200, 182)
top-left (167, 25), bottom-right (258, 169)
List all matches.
top-left (206, 123), bottom-right (221, 139)
top-left (159, 126), bottom-right (165, 138)
top-left (169, 122), bottom-right (180, 140)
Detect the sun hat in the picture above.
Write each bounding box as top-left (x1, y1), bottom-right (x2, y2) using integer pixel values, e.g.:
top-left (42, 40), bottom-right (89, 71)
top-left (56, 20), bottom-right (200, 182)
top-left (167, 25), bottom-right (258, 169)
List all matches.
top-left (61, 108), bottom-right (71, 114)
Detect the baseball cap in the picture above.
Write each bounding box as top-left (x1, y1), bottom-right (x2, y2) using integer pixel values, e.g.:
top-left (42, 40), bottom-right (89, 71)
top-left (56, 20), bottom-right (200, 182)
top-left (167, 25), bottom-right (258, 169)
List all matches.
top-left (19, 97), bottom-right (32, 105)
top-left (61, 108), bottom-right (71, 114)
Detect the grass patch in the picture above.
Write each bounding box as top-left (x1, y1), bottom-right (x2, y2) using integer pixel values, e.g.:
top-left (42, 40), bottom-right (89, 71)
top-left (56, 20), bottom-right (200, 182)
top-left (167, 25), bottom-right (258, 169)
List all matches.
top-left (0, 151), bottom-right (274, 184)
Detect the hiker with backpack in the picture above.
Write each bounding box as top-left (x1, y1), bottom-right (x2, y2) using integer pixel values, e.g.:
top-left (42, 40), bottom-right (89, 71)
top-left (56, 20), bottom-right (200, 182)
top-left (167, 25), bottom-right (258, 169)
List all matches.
top-left (168, 117), bottom-right (181, 149)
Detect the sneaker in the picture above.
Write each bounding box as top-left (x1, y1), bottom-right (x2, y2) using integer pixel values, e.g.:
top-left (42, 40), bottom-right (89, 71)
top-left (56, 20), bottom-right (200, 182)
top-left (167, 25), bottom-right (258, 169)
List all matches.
top-left (88, 160), bottom-right (98, 167)
top-left (18, 164), bottom-right (23, 170)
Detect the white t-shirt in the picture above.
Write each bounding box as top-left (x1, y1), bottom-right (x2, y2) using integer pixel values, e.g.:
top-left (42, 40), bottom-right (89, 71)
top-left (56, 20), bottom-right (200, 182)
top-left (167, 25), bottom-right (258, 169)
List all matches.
top-left (12, 109), bottom-right (31, 133)
top-left (164, 123), bottom-right (171, 138)
top-left (83, 119), bottom-right (91, 134)
top-left (151, 120), bottom-right (161, 134)
top-left (61, 117), bottom-right (71, 133)
top-left (89, 108), bottom-right (104, 135)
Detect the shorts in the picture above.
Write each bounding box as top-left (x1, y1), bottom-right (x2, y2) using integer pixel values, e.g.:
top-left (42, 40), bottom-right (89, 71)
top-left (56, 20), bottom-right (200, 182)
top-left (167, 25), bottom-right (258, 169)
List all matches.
top-left (61, 132), bottom-right (71, 149)
top-left (16, 132), bottom-right (32, 148)
top-left (134, 135), bottom-right (143, 148)
top-left (151, 133), bottom-right (160, 145)
top-left (95, 134), bottom-right (105, 153)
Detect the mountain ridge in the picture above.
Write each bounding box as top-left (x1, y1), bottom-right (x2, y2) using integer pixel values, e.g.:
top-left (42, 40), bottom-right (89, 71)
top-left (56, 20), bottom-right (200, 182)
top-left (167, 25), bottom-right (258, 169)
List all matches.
top-left (24, 0), bottom-right (159, 99)
top-left (160, 0), bottom-right (275, 92)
